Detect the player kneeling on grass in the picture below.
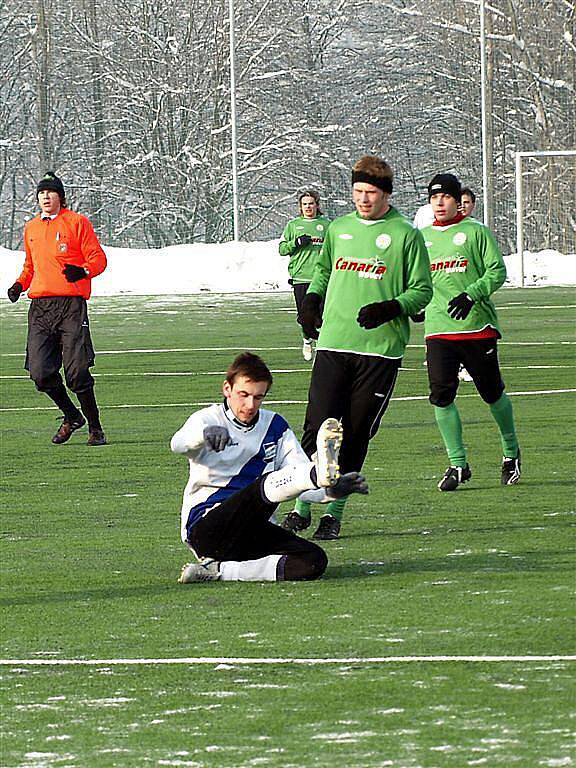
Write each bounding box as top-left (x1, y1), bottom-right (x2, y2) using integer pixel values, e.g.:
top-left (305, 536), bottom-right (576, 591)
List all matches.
top-left (171, 352), bottom-right (368, 583)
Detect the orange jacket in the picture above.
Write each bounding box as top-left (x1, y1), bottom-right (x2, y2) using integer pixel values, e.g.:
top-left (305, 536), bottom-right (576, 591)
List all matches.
top-left (18, 208), bottom-right (107, 299)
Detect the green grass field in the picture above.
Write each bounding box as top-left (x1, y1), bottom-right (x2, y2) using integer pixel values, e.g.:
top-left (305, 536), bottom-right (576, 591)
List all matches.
top-left (1, 287), bottom-right (575, 767)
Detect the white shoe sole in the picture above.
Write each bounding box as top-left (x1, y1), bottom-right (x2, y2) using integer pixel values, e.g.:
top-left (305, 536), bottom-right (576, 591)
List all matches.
top-left (315, 418), bottom-right (343, 487)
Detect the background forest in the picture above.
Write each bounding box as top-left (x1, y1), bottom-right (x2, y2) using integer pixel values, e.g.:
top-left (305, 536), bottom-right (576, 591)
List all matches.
top-left (1, 0), bottom-right (574, 251)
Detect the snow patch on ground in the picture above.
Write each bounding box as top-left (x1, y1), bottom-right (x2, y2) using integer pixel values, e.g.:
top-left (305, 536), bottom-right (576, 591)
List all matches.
top-left (1, 242), bottom-right (574, 297)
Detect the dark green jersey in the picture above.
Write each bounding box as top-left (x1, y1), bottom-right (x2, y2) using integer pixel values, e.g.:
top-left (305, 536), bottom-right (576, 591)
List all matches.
top-left (421, 218), bottom-right (506, 337)
top-left (308, 207), bottom-right (432, 358)
top-left (279, 215), bottom-right (331, 283)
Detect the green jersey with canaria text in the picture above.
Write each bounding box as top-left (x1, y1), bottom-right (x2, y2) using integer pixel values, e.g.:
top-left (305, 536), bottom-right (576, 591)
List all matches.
top-left (421, 218), bottom-right (506, 337)
top-left (279, 215), bottom-right (331, 283)
top-left (308, 207), bottom-right (432, 358)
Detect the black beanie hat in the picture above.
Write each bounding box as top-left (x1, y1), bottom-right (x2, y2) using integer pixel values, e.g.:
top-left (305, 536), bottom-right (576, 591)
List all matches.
top-left (428, 173), bottom-right (461, 203)
top-left (37, 171), bottom-right (65, 199)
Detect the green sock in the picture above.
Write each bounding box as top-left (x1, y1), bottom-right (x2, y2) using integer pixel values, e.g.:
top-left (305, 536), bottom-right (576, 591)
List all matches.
top-left (325, 497), bottom-right (348, 522)
top-left (295, 499), bottom-right (311, 519)
top-left (434, 403), bottom-right (467, 466)
top-left (489, 393), bottom-right (519, 458)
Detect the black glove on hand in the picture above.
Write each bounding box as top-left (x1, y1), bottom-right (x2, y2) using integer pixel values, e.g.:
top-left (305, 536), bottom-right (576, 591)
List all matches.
top-left (447, 292), bottom-right (474, 320)
top-left (299, 292), bottom-right (322, 340)
top-left (203, 425), bottom-right (232, 452)
top-left (295, 234), bottom-right (312, 248)
top-left (357, 299), bottom-right (401, 329)
top-left (63, 264), bottom-right (87, 283)
top-left (410, 312), bottom-right (425, 323)
top-left (327, 472), bottom-right (369, 499)
top-left (7, 282), bottom-right (23, 303)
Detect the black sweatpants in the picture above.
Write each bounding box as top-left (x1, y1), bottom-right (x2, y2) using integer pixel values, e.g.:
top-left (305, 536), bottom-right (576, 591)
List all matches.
top-left (187, 479), bottom-right (327, 581)
top-left (426, 337), bottom-right (505, 407)
top-left (25, 296), bottom-right (95, 393)
top-left (301, 350), bottom-right (401, 474)
top-left (292, 281), bottom-right (310, 334)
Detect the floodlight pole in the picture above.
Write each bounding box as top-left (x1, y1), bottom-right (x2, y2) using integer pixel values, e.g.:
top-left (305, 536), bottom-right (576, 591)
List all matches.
top-left (228, 0), bottom-right (240, 241)
top-left (479, 0), bottom-right (490, 228)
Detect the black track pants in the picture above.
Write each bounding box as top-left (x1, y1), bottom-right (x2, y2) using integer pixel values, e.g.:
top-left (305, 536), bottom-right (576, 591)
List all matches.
top-left (301, 350), bottom-right (400, 474)
top-left (426, 337), bottom-right (505, 406)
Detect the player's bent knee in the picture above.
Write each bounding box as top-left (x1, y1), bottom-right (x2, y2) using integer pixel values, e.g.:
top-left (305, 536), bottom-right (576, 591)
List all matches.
top-left (478, 383), bottom-right (505, 404)
top-left (283, 548), bottom-right (328, 581)
top-left (429, 387), bottom-right (457, 408)
top-left (33, 374), bottom-right (62, 393)
top-left (66, 372), bottom-right (95, 393)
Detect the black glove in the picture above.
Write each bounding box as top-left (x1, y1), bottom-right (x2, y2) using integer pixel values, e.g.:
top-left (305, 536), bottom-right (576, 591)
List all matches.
top-left (447, 292), bottom-right (474, 320)
top-left (7, 282), bottom-right (23, 303)
top-left (298, 292), bottom-right (322, 340)
top-left (410, 312), bottom-right (425, 323)
top-left (203, 425), bottom-right (232, 452)
top-left (63, 264), bottom-right (87, 283)
top-left (327, 472), bottom-right (369, 499)
top-left (357, 299), bottom-right (401, 329)
top-left (295, 234), bottom-right (312, 248)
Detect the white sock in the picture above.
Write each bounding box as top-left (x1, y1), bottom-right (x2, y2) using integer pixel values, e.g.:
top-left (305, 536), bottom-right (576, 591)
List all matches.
top-left (220, 554), bottom-right (282, 581)
top-left (262, 462), bottom-right (315, 503)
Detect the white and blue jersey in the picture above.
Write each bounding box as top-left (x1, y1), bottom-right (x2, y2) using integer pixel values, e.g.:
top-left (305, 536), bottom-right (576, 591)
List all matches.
top-left (171, 402), bottom-right (309, 543)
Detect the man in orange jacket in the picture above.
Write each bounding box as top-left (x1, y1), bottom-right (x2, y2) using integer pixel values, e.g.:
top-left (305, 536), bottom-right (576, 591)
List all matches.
top-left (7, 171), bottom-right (108, 445)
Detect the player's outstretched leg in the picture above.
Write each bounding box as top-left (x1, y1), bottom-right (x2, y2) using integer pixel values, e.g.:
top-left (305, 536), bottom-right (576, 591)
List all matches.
top-left (179, 550), bottom-right (327, 583)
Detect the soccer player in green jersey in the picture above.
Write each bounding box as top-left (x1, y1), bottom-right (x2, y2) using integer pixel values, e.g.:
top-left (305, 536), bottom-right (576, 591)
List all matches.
top-left (422, 173), bottom-right (521, 491)
top-left (460, 187), bottom-right (476, 219)
top-left (281, 155), bottom-right (432, 539)
top-left (279, 190), bottom-right (331, 361)
top-left (457, 186), bottom-right (477, 383)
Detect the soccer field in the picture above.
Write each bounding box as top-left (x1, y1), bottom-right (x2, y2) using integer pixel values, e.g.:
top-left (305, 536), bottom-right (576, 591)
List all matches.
top-left (1, 287), bottom-right (575, 767)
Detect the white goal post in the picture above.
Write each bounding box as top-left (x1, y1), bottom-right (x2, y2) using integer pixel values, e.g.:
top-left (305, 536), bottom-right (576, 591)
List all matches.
top-left (515, 150), bottom-right (576, 288)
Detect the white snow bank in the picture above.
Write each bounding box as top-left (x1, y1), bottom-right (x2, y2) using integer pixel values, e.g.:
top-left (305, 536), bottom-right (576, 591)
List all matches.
top-left (1, 241), bottom-right (574, 297)
top-left (504, 249), bottom-right (576, 287)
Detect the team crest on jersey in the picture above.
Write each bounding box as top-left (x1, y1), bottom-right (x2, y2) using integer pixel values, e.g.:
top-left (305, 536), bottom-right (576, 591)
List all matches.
top-left (375, 233), bottom-right (391, 250)
top-left (58, 243), bottom-right (68, 253)
top-left (262, 442), bottom-right (277, 463)
top-left (453, 232), bottom-right (467, 245)
top-left (316, 224), bottom-right (324, 232)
